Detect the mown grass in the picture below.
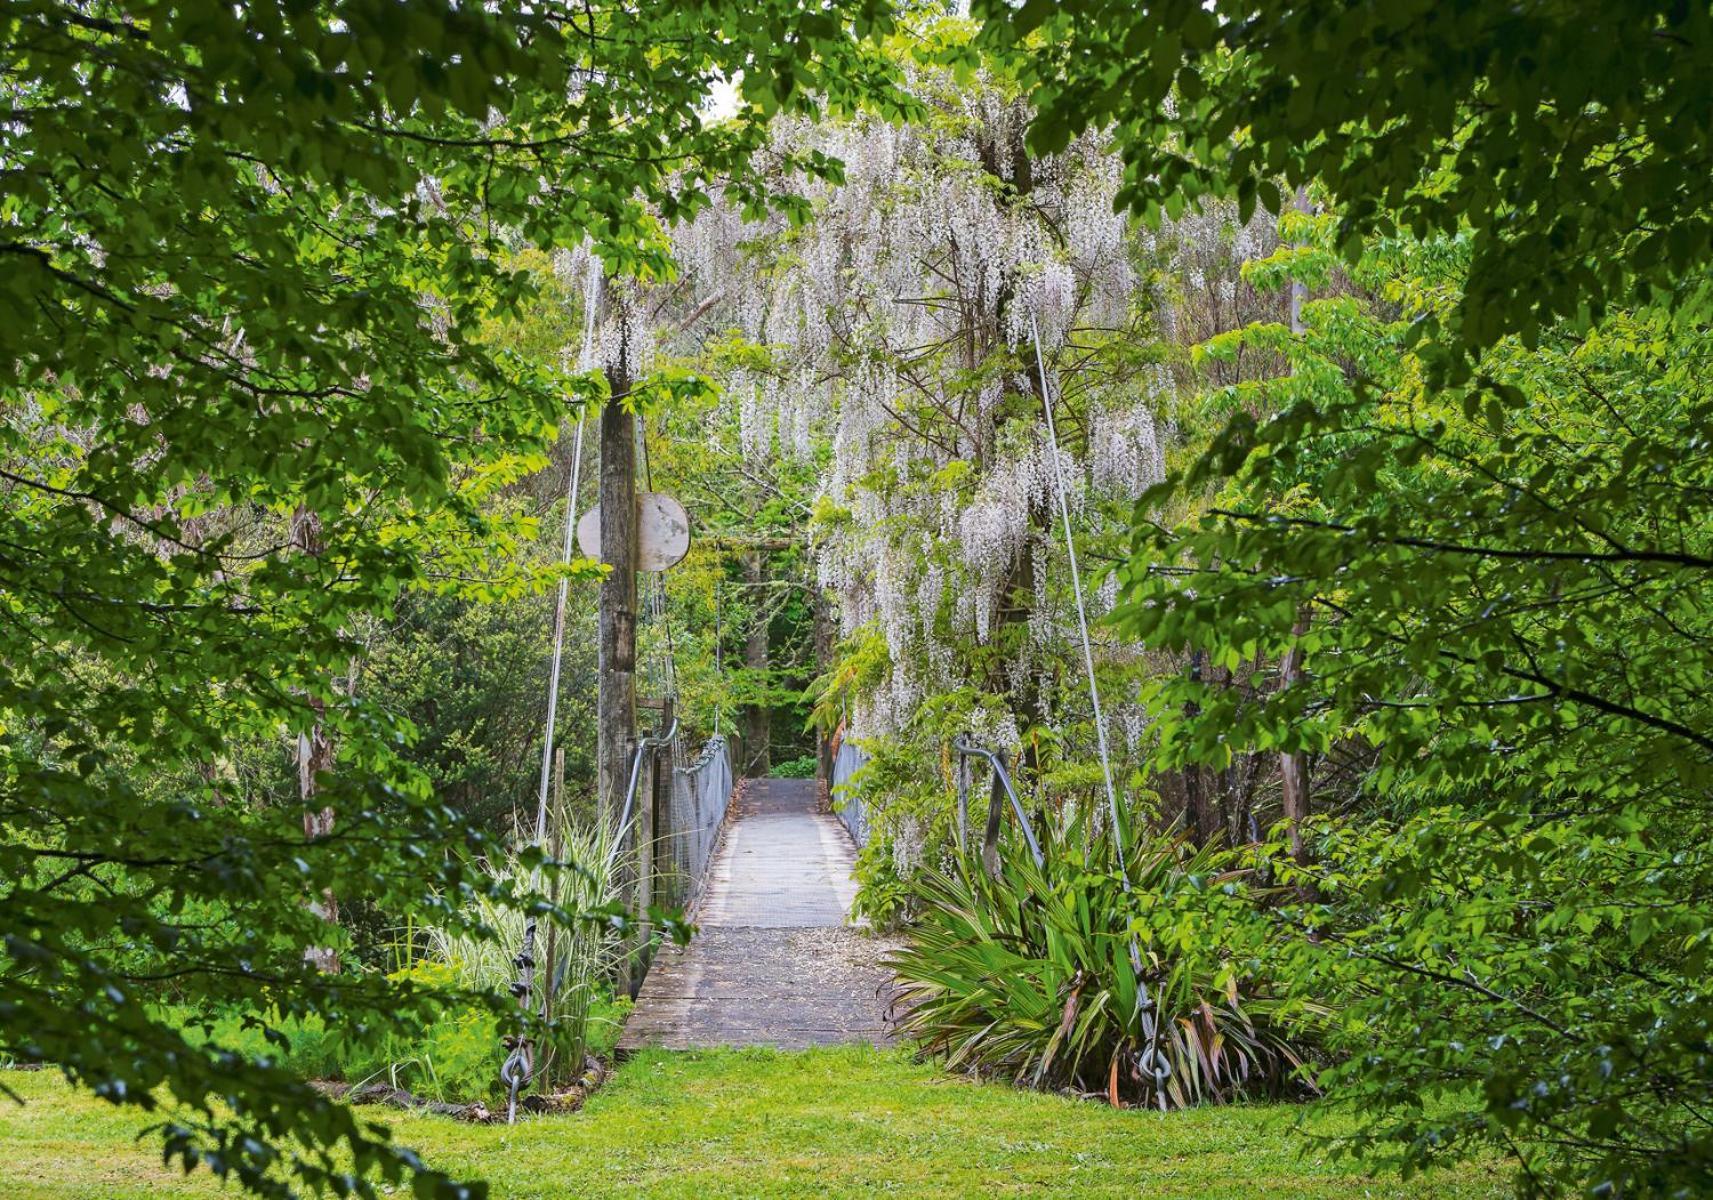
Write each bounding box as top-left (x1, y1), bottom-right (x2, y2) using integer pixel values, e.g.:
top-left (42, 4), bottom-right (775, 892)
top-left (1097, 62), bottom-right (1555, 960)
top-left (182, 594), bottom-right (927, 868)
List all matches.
top-left (1, 1047), bottom-right (1505, 1198)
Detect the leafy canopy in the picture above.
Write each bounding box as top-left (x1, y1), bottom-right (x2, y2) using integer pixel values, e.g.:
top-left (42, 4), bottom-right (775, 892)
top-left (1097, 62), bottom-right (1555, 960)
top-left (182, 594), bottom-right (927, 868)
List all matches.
top-left (0, 1), bottom-right (903, 1196)
top-left (1111, 211), bottom-right (1713, 1196)
top-left (950, 0), bottom-right (1713, 1191)
top-left (976, 0), bottom-right (1713, 358)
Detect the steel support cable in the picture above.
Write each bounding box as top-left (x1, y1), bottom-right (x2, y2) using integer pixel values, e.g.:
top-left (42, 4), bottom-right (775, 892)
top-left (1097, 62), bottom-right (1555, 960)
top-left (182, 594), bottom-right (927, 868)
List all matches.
top-left (501, 408), bottom-right (587, 1123)
top-left (606, 718), bottom-right (679, 875)
top-left (503, 256), bottom-right (601, 1124)
top-left (1028, 311), bottom-right (1170, 1107)
top-left (1029, 312), bottom-right (1123, 847)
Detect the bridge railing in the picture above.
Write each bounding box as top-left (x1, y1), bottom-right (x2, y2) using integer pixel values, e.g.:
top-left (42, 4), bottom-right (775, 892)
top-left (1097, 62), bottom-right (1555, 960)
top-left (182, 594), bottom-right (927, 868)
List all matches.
top-left (609, 727), bottom-right (736, 1004)
top-left (612, 728), bottom-right (735, 912)
top-left (951, 734), bottom-right (1044, 872)
top-left (666, 734), bottom-right (734, 906)
top-left (828, 735), bottom-right (1044, 871)
top-left (831, 739), bottom-right (870, 848)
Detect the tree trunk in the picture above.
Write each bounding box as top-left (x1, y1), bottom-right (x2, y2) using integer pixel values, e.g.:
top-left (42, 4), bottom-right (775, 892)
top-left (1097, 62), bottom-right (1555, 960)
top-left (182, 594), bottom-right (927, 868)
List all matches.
top-left (1279, 609), bottom-right (1312, 866)
top-left (1281, 186), bottom-right (1314, 869)
top-left (813, 587), bottom-right (835, 790)
top-left (293, 507), bottom-right (339, 972)
top-left (740, 551), bottom-right (770, 776)
top-left (1184, 650), bottom-right (1221, 846)
top-left (991, 532), bottom-right (1047, 773)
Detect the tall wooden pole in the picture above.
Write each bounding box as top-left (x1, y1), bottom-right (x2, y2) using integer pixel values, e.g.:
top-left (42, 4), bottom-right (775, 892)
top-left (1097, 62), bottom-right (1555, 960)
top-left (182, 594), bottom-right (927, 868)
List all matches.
top-left (813, 587), bottom-right (834, 791)
top-left (597, 296), bottom-right (637, 833)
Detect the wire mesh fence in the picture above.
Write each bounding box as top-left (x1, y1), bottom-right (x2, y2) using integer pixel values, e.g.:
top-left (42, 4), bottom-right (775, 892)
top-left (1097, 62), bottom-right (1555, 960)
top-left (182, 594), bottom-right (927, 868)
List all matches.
top-left (666, 734), bottom-right (734, 906)
top-left (607, 732), bottom-right (734, 919)
top-left (832, 739), bottom-right (869, 848)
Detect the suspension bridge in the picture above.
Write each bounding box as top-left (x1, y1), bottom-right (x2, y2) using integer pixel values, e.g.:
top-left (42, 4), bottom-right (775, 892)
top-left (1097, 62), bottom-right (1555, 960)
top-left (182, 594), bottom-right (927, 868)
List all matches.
top-left (501, 272), bottom-right (1127, 1114)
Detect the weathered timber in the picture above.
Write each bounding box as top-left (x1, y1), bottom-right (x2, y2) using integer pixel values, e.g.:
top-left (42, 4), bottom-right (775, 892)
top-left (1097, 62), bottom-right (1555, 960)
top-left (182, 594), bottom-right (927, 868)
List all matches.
top-left (617, 778), bottom-right (898, 1054)
top-left (739, 550), bottom-right (771, 777)
top-left (597, 334), bottom-right (636, 831)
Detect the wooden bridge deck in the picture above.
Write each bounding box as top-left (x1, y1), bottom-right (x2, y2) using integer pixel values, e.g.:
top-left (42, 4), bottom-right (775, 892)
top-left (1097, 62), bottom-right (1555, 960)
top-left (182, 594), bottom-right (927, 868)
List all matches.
top-left (616, 777), bottom-right (898, 1053)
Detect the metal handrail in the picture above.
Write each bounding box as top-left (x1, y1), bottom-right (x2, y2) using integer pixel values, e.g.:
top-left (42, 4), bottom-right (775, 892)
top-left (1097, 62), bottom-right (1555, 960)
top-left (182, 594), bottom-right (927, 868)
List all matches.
top-left (952, 733), bottom-right (1044, 869)
top-left (606, 718), bottom-right (679, 873)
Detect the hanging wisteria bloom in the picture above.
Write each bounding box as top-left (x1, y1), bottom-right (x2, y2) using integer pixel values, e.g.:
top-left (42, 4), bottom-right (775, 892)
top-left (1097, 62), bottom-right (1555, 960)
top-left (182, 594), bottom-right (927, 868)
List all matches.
top-left (650, 60), bottom-right (1278, 873)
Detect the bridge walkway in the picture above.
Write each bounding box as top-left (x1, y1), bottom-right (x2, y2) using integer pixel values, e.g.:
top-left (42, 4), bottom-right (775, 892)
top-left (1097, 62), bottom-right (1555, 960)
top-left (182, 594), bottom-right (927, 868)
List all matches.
top-left (616, 777), bottom-right (897, 1052)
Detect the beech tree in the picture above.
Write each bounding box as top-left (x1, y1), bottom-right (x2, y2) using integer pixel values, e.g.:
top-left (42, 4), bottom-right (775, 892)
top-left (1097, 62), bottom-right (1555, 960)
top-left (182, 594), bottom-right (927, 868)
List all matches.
top-left (977, 0), bottom-right (1713, 356)
top-left (0, 2), bottom-right (902, 1194)
top-left (976, 1), bottom-right (1713, 1191)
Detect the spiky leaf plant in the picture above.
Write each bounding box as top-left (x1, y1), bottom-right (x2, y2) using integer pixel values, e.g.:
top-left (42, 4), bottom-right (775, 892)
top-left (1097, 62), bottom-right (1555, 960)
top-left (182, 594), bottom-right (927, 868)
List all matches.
top-left (888, 816), bottom-right (1318, 1108)
top-left (424, 812), bottom-right (631, 1087)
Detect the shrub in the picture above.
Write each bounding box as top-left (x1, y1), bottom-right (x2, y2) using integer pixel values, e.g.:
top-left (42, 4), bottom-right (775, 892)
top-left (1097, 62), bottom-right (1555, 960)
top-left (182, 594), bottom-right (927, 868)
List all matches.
top-left (423, 813), bottom-right (630, 1088)
top-left (768, 754), bottom-right (820, 779)
top-left (165, 971), bottom-right (502, 1104)
top-left (833, 733), bottom-right (963, 928)
top-left (1266, 809), bottom-right (1713, 1196)
top-left (888, 818), bottom-right (1318, 1108)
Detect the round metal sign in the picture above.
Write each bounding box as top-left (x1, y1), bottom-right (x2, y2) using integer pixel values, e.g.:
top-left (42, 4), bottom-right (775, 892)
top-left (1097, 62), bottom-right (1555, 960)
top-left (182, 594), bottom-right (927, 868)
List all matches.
top-left (576, 492), bottom-right (692, 571)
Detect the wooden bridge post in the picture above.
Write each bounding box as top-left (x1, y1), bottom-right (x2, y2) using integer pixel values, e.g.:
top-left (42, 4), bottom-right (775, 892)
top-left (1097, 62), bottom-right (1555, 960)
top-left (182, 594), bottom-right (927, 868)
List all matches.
top-left (651, 695), bottom-right (676, 907)
top-left (631, 729), bottom-right (654, 998)
top-left (814, 588), bottom-right (834, 792)
top-left (739, 550), bottom-right (770, 776)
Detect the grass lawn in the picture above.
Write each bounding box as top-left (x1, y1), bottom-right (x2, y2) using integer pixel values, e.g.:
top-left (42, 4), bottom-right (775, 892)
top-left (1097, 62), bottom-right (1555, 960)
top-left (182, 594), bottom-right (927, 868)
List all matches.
top-left (1, 1047), bottom-right (1505, 1198)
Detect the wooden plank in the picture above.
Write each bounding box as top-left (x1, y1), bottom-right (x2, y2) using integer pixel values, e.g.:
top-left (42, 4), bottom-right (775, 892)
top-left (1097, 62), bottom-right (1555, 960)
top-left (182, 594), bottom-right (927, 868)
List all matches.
top-left (617, 780), bottom-right (900, 1055)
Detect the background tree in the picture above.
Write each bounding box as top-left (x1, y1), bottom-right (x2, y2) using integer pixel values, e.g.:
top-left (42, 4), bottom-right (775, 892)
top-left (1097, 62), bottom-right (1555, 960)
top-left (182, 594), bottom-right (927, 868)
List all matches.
top-left (669, 52), bottom-right (1174, 913)
top-left (1113, 213), bottom-right (1713, 1197)
top-left (0, 2), bottom-right (904, 1194)
top-left (977, 0), bottom-right (1713, 357)
top-left (973, 2), bottom-right (1713, 1191)
top-left (663, 36), bottom-right (1299, 915)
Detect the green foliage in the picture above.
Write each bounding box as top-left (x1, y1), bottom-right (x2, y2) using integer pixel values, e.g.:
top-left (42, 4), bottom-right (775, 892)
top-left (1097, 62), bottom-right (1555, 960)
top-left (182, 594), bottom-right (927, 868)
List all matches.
top-left (347, 966), bottom-right (513, 1104)
top-left (1265, 812), bottom-right (1713, 1198)
top-left (938, 3), bottom-right (1713, 1191)
top-left (1110, 222), bottom-right (1713, 1194)
top-left (836, 736), bottom-right (957, 927)
top-left (167, 965), bottom-right (506, 1105)
top-left (364, 528), bottom-right (601, 836)
top-left (767, 754), bottom-right (819, 779)
top-left (889, 819), bottom-right (1315, 1108)
top-left (0, 2), bottom-right (905, 1196)
top-left (976, 0), bottom-right (1713, 359)
top-left (163, 968), bottom-right (631, 1108)
top-left (635, 339), bottom-right (832, 769)
top-left (421, 813), bottom-right (631, 1086)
